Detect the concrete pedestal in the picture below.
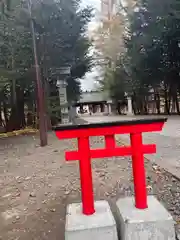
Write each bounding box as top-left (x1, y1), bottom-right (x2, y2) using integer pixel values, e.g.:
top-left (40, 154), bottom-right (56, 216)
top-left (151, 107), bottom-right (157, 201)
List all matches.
top-left (116, 196), bottom-right (175, 240)
top-left (65, 201), bottom-right (118, 240)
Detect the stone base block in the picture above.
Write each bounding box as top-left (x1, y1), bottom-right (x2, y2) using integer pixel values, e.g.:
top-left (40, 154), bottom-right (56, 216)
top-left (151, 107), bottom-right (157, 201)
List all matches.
top-left (116, 196), bottom-right (175, 240)
top-left (65, 200), bottom-right (118, 240)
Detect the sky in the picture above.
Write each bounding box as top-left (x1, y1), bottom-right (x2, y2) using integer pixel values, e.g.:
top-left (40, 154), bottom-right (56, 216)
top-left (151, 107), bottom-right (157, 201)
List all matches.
top-left (80, 0), bottom-right (101, 91)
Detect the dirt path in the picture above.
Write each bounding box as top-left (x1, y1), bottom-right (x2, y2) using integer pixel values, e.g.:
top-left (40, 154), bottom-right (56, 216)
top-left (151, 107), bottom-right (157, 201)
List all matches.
top-left (0, 132), bottom-right (180, 239)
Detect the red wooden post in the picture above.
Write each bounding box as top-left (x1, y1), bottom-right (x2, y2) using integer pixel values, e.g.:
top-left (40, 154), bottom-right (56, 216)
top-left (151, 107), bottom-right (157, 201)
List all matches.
top-left (54, 118), bottom-right (167, 214)
top-left (130, 133), bottom-right (148, 209)
top-left (105, 135), bottom-right (115, 149)
top-left (78, 136), bottom-right (95, 215)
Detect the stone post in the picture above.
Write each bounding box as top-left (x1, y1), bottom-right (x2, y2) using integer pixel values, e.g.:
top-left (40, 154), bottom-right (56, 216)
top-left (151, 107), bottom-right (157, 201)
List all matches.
top-left (57, 79), bottom-right (69, 124)
top-left (125, 92), bottom-right (133, 116)
top-left (107, 100), bottom-right (112, 115)
top-left (56, 66), bottom-right (71, 124)
top-left (127, 96), bottom-right (133, 115)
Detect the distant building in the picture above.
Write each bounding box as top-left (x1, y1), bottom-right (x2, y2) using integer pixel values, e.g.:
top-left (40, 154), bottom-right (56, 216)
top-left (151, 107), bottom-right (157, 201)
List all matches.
top-left (78, 91), bottom-right (109, 104)
top-left (75, 91), bottom-right (113, 115)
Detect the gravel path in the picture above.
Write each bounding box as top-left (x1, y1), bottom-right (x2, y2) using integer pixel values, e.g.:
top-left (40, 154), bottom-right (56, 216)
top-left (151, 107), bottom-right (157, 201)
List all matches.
top-left (0, 126), bottom-right (180, 239)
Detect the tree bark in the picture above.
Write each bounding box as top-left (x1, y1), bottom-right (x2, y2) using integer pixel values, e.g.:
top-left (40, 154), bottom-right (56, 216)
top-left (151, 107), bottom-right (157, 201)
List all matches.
top-left (164, 84), bottom-right (170, 114)
top-left (173, 88), bottom-right (180, 114)
top-left (155, 91), bottom-right (160, 114)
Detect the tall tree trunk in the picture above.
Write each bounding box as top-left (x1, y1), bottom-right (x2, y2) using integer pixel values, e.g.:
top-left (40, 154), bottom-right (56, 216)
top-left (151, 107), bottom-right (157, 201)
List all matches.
top-left (174, 89), bottom-right (180, 114)
top-left (143, 96), bottom-right (148, 114)
top-left (3, 99), bottom-right (8, 130)
top-left (155, 91), bottom-right (160, 114)
top-left (132, 93), bottom-right (138, 115)
top-left (7, 85), bottom-right (24, 131)
top-left (139, 96), bottom-right (144, 114)
top-left (44, 77), bottom-right (51, 130)
top-left (0, 100), bottom-right (2, 126)
top-left (175, 96), bottom-right (180, 114)
top-left (17, 87), bottom-right (26, 128)
top-left (40, 34), bottom-right (51, 131)
top-left (168, 95), bottom-right (172, 114)
top-left (27, 101), bottom-right (34, 126)
top-left (164, 84), bottom-right (170, 114)
top-left (117, 102), bottom-right (121, 115)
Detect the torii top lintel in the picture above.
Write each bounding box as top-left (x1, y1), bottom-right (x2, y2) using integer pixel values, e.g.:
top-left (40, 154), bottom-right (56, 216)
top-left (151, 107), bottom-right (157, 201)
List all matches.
top-left (53, 118), bottom-right (167, 138)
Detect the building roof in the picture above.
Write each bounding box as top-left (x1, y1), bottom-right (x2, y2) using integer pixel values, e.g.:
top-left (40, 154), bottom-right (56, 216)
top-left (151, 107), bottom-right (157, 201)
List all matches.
top-left (78, 91), bottom-right (110, 104)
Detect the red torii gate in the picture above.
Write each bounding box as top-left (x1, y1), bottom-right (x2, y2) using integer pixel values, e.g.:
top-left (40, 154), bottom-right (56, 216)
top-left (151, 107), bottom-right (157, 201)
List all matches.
top-left (54, 118), bottom-right (167, 216)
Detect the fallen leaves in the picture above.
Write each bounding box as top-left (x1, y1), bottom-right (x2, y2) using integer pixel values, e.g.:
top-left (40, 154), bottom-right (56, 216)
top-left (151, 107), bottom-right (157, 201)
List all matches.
top-left (152, 164), bottom-right (161, 174)
top-left (0, 128), bottom-right (39, 139)
top-left (50, 209), bottom-right (56, 212)
top-left (29, 192), bottom-right (36, 198)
